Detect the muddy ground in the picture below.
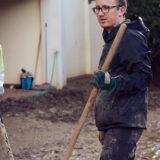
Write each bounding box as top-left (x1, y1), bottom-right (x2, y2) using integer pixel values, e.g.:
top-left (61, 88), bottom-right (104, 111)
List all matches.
top-left (0, 77), bottom-right (160, 160)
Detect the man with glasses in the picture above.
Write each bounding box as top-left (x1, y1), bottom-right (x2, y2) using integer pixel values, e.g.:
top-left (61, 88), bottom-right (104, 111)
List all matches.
top-left (90, 0), bottom-right (152, 159)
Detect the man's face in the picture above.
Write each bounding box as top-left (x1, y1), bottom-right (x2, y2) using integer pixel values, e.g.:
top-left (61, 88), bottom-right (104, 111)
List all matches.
top-left (95, 0), bottom-right (126, 32)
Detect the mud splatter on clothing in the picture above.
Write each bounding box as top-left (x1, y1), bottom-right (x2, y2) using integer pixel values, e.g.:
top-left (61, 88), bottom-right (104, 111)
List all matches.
top-left (100, 127), bottom-right (143, 160)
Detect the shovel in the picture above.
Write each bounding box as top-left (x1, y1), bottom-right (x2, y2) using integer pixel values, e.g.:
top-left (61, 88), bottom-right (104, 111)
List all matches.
top-left (62, 23), bottom-right (127, 160)
top-left (0, 116), bottom-right (14, 160)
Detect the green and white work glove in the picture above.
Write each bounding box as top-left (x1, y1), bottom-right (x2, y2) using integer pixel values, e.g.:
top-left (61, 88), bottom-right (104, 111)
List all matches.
top-left (90, 70), bottom-right (116, 91)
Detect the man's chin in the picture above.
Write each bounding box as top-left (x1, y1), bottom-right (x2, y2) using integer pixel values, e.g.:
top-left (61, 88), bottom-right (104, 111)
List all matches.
top-left (100, 24), bottom-right (109, 28)
top-left (99, 22), bottom-right (109, 28)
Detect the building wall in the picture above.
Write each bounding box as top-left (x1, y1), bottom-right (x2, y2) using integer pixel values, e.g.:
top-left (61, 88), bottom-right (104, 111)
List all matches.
top-left (40, 0), bottom-right (90, 88)
top-left (40, 0), bottom-right (66, 89)
top-left (0, 0), bottom-right (103, 88)
top-left (62, 0), bottom-right (86, 78)
top-left (62, 0), bottom-right (102, 77)
top-left (61, 0), bottom-right (103, 77)
top-left (0, 0), bottom-right (42, 85)
top-left (89, 1), bottom-right (104, 73)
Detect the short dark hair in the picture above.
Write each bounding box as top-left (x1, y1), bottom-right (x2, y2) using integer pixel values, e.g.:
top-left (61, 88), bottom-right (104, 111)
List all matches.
top-left (116, 0), bottom-right (127, 8)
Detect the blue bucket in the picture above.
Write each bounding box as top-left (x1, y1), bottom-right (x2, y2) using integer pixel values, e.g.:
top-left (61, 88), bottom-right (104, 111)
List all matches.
top-left (21, 77), bottom-right (33, 90)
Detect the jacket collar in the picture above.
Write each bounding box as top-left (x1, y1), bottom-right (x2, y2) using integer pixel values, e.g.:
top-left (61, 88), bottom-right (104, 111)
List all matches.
top-left (102, 16), bottom-right (149, 44)
top-left (102, 24), bottom-right (121, 43)
top-left (102, 20), bottom-right (129, 43)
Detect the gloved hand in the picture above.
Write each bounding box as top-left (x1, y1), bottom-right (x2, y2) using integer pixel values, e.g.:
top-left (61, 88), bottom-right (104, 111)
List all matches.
top-left (90, 70), bottom-right (116, 91)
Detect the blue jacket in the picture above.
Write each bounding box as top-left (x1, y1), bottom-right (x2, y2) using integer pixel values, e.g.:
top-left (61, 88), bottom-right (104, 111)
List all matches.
top-left (94, 17), bottom-right (152, 131)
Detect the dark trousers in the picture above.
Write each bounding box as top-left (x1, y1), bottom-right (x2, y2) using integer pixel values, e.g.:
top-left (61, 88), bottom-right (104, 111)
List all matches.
top-left (99, 127), bottom-right (143, 160)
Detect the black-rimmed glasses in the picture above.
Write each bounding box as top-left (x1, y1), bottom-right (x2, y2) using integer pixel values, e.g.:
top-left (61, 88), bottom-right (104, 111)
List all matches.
top-left (92, 5), bottom-right (121, 14)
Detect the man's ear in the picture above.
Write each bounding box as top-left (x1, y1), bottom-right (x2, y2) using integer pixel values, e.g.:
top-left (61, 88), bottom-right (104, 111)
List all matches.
top-left (120, 6), bottom-right (127, 16)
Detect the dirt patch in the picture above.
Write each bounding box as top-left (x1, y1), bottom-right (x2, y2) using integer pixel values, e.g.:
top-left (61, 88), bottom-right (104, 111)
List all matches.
top-left (0, 89), bottom-right (88, 123)
top-left (0, 78), bottom-right (92, 123)
top-left (0, 77), bottom-right (160, 160)
top-left (0, 78), bottom-right (159, 123)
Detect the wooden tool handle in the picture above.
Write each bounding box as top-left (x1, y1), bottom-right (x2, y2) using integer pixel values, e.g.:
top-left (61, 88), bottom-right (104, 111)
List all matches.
top-left (0, 116), bottom-right (14, 160)
top-left (62, 24), bottom-right (127, 160)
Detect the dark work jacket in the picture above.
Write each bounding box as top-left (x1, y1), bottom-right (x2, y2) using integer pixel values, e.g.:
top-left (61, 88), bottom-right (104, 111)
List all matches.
top-left (94, 17), bottom-right (152, 131)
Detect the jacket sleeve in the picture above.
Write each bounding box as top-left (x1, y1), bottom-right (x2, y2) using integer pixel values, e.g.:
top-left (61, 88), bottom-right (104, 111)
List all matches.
top-left (115, 31), bottom-right (152, 94)
top-left (0, 45), bottom-right (4, 98)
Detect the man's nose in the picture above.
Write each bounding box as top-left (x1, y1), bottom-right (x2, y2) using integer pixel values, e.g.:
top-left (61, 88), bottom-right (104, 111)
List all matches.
top-left (98, 9), bottom-right (105, 16)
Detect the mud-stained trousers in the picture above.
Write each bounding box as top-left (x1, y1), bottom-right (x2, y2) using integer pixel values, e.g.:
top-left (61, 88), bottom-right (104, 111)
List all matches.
top-left (99, 127), bottom-right (143, 160)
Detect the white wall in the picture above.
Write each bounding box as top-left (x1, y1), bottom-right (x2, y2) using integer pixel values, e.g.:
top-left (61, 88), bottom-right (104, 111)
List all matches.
top-left (40, 0), bottom-right (104, 87)
top-left (61, 0), bottom-right (86, 78)
top-left (89, 1), bottom-right (104, 72)
top-left (40, 0), bottom-right (91, 88)
top-left (0, 0), bottom-right (104, 88)
top-left (61, 0), bottom-right (104, 76)
top-left (61, 0), bottom-right (103, 77)
top-left (0, 0), bottom-right (42, 85)
top-left (40, 0), bottom-right (66, 89)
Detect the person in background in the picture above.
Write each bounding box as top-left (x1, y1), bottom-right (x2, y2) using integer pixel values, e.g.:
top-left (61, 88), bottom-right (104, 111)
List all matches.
top-left (90, 0), bottom-right (152, 159)
top-left (0, 44), bottom-right (4, 101)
